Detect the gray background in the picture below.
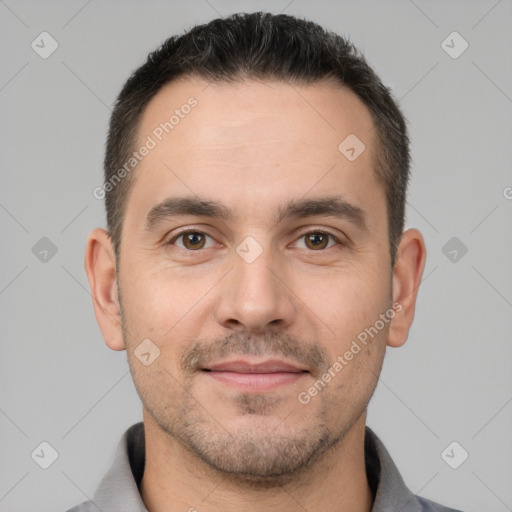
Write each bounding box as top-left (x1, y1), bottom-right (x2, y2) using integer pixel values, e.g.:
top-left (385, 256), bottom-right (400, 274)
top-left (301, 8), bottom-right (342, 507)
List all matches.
top-left (1, 1), bottom-right (511, 511)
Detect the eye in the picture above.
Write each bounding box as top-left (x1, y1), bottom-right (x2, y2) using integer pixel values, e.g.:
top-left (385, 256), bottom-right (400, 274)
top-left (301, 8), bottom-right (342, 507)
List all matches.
top-left (293, 230), bottom-right (340, 251)
top-left (169, 230), bottom-right (216, 250)
top-left (167, 229), bottom-right (342, 252)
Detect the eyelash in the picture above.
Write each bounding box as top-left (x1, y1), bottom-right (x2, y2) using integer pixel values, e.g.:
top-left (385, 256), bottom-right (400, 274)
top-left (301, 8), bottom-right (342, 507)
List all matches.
top-left (167, 228), bottom-right (344, 251)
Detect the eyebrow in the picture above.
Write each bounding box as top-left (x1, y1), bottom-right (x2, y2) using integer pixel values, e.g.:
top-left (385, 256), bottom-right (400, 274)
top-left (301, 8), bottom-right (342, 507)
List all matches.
top-left (144, 195), bottom-right (367, 233)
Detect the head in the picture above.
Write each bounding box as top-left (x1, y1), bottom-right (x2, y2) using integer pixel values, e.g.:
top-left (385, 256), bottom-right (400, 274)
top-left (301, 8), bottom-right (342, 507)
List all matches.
top-left (104, 12), bottom-right (410, 269)
top-left (86, 12), bottom-right (426, 484)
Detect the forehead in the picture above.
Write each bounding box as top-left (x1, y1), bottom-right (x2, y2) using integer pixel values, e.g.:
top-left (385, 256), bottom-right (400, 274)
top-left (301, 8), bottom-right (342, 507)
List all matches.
top-left (126, 76), bottom-right (384, 231)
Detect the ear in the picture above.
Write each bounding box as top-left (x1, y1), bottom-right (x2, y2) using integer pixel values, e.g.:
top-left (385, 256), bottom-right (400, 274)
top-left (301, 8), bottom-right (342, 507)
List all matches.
top-left (84, 228), bottom-right (126, 351)
top-left (387, 228), bottom-right (427, 348)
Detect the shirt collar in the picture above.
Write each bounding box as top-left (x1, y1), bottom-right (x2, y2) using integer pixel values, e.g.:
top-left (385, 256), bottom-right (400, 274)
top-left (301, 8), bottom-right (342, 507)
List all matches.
top-left (91, 422), bottom-right (429, 512)
top-left (92, 422), bottom-right (148, 512)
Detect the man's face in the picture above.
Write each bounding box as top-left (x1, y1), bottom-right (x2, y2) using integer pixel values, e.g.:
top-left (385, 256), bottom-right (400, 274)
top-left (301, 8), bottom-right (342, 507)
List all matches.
top-left (117, 77), bottom-right (393, 480)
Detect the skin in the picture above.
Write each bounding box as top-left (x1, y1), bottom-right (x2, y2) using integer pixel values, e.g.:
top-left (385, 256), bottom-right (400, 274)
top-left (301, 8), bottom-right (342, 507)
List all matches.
top-left (85, 76), bottom-right (426, 512)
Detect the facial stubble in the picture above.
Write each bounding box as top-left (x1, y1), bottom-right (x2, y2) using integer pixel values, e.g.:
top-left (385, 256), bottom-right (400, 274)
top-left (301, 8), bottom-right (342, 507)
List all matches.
top-left (118, 282), bottom-right (387, 487)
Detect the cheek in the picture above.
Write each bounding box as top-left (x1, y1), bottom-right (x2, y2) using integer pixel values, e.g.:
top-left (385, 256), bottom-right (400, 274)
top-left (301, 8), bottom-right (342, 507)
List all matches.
top-left (120, 264), bottom-right (206, 331)
top-left (119, 266), bottom-right (218, 373)
top-left (302, 270), bottom-right (391, 392)
top-left (301, 265), bottom-right (390, 339)
top-left (127, 357), bottom-right (179, 418)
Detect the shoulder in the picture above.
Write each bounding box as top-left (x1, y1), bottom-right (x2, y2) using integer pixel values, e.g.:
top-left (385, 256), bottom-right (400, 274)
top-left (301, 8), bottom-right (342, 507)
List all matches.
top-left (417, 495), bottom-right (465, 512)
top-left (364, 426), bottom-right (465, 512)
top-left (64, 500), bottom-right (99, 512)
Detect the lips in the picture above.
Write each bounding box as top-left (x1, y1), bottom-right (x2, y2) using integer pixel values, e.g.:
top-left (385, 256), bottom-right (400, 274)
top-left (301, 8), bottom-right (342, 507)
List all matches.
top-left (203, 359), bottom-right (308, 373)
top-left (201, 359), bottom-right (309, 392)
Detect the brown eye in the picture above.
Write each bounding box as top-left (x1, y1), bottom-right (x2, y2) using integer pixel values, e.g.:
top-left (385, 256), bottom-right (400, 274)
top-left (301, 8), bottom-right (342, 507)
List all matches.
top-left (293, 230), bottom-right (340, 251)
top-left (171, 231), bottom-right (214, 250)
top-left (183, 232), bottom-right (205, 250)
top-left (304, 232), bottom-right (330, 250)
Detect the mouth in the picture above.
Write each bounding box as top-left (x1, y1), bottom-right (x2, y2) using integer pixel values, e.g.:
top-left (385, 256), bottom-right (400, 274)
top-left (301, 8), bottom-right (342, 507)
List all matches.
top-left (201, 358), bottom-right (309, 392)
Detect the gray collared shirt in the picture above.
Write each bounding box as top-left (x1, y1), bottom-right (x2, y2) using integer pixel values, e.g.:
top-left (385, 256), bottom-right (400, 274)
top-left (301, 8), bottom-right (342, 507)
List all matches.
top-left (66, 422), bottom-right (463, 512)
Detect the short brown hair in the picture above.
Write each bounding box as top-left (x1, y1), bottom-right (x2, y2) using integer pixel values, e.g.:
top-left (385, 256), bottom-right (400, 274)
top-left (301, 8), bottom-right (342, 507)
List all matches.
top-left (104, 11), bottom-right (410, 268)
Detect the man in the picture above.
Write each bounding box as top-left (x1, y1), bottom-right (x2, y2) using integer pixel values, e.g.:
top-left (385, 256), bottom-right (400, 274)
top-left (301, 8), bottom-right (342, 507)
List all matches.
top-left (70, 11), bottom-right (462, 512)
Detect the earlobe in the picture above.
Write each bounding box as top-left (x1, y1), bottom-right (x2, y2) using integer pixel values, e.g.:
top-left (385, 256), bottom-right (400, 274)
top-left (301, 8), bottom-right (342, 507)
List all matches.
top-left (387, 228), bottom-right (427, 348)
top-left (84, 228), bottom-right (126, 351)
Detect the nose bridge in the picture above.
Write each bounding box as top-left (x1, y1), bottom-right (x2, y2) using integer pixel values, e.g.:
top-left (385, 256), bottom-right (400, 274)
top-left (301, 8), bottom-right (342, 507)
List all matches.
top-left (214, 239), bottom-right (295, 331)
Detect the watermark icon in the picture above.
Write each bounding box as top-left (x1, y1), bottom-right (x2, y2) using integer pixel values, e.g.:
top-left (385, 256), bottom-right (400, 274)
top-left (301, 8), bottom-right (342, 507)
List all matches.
top-left (441, 31), bottom-right (469, 60)
top-left (236, 236), bottom-right (264, 263)
top-left (441, 441), bottom-right (469, 469)
top-left (93, 97), bottom-right (198, 200)
top-left (503, 186), bottom-right (512, 200)
top-left (338, 134), bottom-right (366, 161)
top-left (31, 441), bottom-right (59, 469)
top-left (298, 302), bottom-right (402, 405)
top-left (31, 31), bottom-right (59, 59)
top-left (32, 237), bottom-right (58, 263)
top-left (134, 338), bottom-right (161, 366)
top-left (442, 236), bottom-right (468, 263)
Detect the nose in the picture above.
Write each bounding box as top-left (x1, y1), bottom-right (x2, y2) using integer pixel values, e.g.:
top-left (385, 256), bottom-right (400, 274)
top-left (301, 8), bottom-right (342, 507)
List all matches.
top-left (214, 245), bottom-right (296, 332)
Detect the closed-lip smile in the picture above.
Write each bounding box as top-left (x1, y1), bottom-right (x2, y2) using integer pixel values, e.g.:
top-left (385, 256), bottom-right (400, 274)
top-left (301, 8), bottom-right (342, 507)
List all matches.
top-left (201, 358), bottom-right (309, 392)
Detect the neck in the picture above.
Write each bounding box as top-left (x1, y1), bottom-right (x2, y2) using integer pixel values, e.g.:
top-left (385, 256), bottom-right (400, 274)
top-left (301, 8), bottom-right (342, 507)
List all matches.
top-left (140, 411), bottom-right (373, 512)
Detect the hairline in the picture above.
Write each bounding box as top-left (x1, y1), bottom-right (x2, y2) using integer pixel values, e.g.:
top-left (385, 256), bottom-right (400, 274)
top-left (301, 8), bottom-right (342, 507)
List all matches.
top-left (112, 74), bottom-right (394, 270)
